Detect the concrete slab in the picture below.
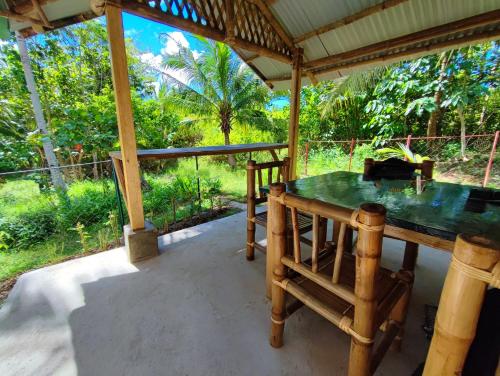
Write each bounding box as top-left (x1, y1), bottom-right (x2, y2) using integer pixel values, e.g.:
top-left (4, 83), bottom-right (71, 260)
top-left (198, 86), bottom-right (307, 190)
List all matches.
top-left (0, 209), bottom-right (451, 375)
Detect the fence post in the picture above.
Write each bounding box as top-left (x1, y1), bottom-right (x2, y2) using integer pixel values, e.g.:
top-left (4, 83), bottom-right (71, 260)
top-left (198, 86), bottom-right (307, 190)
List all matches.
top-left (348, 138), bottom-right (356, 171)
top-left (304, 142), bottom-right (309, 176)
top-left (195, 156), bottom-right (201, 200)
top-left (483, 130), bottom-right (499, 187)
top-left (404, 134), bottom-right (412, 161)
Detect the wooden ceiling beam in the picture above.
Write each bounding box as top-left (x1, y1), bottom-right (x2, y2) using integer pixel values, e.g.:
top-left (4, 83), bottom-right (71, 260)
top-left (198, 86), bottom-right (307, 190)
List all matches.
top-left (311, 26), bottom-right (500, 76)
top-left (31, 0), bottom-right (51, 27)
top-left (117, 0), bottom-right (292, 64)
top-left (304, 10), bottom-right (500, 70)
top-left (268, 23), bottom-right (500, 82)
top-left (0, 9), bottom-right (45, 26)
top-left (294, 0), bottom-right (409, 44)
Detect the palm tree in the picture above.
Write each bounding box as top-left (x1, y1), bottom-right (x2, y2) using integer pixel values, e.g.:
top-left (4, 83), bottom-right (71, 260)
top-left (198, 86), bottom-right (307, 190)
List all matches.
top-left (161, 37), bottom-right (269, 166)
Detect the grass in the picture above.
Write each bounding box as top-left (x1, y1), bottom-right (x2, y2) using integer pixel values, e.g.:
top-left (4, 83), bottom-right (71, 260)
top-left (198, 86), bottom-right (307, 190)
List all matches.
top-left (1, 147), bottom-right (497, 285)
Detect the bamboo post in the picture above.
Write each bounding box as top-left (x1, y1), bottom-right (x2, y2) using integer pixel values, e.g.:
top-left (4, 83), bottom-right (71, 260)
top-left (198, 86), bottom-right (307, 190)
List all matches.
top-left (268, 183), bottom-right (287, 347)
top-left (348, 138), bottom-right (356, 171)
top-left (246, 160), bottom-right (257, 261)
top-left (348, 203), bottom-right (386, 376)
top-left (282, 157), bottom-right (290, 183)
top-left (482, 130), bottom-right (499, 187)
top-left (106, 5), bottom-right (145, 230)
top-left (288, 49), bottom-right (303, 180)
top-left (423, 235), bottom-right (500, 375)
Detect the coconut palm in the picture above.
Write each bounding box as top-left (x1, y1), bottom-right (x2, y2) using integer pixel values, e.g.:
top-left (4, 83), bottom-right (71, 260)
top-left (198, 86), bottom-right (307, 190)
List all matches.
top-left (161, 37), bottom-right (270, 166)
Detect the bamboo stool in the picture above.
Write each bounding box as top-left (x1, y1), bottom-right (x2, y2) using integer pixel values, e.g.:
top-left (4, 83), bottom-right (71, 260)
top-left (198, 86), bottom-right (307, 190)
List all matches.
top-left (268, 182), bottom-right (413, 376)
top-left (246, 158), bottom-right (314, 262)
top-left (423, 234), bottom-right (500, 375)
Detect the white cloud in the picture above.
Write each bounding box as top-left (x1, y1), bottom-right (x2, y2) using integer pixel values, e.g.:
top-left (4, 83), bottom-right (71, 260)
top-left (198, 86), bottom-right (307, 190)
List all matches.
top-left (161, 31), bottom-right (189, 56)
top-left (140, 51), bottom-right (190, 88)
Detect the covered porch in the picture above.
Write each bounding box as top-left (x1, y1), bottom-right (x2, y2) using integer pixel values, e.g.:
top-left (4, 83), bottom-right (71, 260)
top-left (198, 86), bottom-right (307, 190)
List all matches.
top-left (0, 209), bottom-right (451, 375)
top-left (0, 1), bottom-right (499, 375)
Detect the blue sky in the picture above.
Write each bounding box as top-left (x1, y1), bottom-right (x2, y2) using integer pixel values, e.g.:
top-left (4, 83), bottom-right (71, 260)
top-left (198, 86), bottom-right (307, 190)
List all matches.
top-left (122, 12), bottom-right (204, 55)
top-left (120, 12), bottom-right (288, 109)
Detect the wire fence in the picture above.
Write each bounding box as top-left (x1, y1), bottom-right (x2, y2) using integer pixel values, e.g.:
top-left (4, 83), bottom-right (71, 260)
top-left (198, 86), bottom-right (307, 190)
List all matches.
top-left (300, 132), bottom-right (499, 188)
top-left (0, 149), bottom-right (283, 263)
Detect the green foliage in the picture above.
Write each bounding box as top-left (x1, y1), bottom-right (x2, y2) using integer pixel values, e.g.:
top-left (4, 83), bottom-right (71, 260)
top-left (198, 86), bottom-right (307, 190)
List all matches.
top-left (376, 143), bottom-right (429, 163)
top-left (73, 222), bottom-right (90, 253)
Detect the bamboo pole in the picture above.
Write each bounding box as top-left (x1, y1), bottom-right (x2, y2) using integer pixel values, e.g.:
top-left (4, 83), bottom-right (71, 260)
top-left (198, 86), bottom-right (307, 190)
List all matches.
top-left (423, 235), bottom-right (500, 375)
top-left (106, 4), bottom-right (145, 230)
top-left (268, 183), bottom-right (287, 347)
top-left (348, 203), bottom-right (386, 376)
top-left (290, 207), bottom-right (301, 263)
top-left (483, 130), bottom-right (499, 187)
top-left (288, 50), bottom-right (303, 180)
top-left (332, 223), bottom-right (347, 284)
top-left (246, 160), bottom-right (257, 261)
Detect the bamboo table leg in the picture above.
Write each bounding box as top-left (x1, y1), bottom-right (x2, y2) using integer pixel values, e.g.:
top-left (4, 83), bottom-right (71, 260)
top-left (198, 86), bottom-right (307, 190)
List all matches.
top-left (423, 235), bottom-right (499, 375)
top-left (391, 241), bottom-right (419, 351)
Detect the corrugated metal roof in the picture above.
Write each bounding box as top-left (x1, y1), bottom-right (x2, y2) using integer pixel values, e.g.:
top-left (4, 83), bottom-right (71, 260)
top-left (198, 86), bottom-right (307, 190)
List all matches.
top-left (2, 0), bottom-right (499, 90)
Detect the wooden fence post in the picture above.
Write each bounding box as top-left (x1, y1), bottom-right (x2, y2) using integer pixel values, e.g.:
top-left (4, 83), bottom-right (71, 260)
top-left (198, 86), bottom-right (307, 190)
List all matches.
top-left (348, 138), bottom-right (356, 171)
top-left (304, 142), bottom-right (309, 176)
top-left (404, 134), bottom-right (412, 161)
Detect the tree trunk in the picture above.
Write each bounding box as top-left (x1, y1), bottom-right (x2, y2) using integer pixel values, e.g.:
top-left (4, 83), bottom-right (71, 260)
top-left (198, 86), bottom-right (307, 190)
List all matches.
top-left (427, 51), bottom-right (452, 137)
top-left (457, 106), bottom-right (468, 161)
top-left (16, 32), bottom-right (66, 191)
top-left (224, 131), bottom-right (236, 167)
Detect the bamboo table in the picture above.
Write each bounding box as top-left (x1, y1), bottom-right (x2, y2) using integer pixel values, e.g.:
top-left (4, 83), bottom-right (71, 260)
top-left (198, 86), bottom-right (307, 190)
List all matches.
top-left (261, 171), bottom-right (500, 374)
top-left (262, 171), bottom-right (500, 251)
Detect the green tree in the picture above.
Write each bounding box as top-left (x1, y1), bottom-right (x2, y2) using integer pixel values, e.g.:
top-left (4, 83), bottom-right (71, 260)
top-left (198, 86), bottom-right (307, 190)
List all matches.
top-left (161, 37), bottom-right (269, 166)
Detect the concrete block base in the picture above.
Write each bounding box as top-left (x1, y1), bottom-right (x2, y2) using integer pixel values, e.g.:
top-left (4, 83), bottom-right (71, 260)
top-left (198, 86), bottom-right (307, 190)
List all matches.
top-left (124, 221), bottom-right (159, 263)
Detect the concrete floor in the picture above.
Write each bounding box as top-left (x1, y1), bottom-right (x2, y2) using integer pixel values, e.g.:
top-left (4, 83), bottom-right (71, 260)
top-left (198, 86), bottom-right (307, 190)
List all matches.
top-left (0, 209), bottom-right (451, 376)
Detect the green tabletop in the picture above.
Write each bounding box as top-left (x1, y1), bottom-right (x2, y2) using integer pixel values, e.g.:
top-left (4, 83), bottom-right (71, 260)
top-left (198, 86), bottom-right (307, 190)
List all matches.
top-left (262, 171), bottom-right (500, 243)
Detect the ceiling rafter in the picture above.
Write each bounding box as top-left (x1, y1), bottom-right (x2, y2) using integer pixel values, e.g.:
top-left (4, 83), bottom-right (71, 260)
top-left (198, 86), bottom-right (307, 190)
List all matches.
top-left (294, 0), bottom-right (409, 44)
top-left (303, 10), bottom-right (500, 71)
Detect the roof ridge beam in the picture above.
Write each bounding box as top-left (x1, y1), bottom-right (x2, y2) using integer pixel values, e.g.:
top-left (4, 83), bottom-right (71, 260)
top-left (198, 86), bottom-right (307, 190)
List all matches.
top-left (294, 0), bottom-right (409, 44)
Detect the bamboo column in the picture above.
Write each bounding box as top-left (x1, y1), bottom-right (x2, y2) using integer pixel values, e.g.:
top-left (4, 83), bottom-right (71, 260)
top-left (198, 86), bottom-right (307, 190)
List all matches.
top-left (423, 235), bottom-right (500, 375)
top-left (246, 160), bottom-right (257, 261)
top-left (106, 5), bottom-right (145, 230)
top-left (288, 49), bottom-right (303, 180)
top-left (268, 183), bottom-right (287, 347)
top-left (348, 203), bottom-right (386, 376)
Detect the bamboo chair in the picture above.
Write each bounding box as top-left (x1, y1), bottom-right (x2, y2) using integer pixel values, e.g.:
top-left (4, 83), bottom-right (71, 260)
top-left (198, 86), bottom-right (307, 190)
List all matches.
top-left (357, 157), bottom-right (434, 349)
top-left (246, 158), bottom-right (315, 261)
top-left (268, 182), bottom-right (413, 376)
